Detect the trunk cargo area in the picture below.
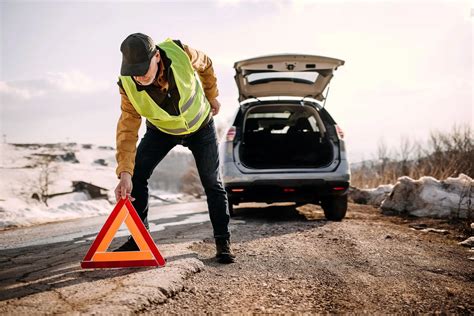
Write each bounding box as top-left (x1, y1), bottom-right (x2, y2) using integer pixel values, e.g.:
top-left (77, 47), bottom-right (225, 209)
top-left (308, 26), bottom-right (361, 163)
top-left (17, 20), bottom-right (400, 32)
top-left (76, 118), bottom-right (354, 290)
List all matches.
top-left (239, 105), bottom-right (335, 169)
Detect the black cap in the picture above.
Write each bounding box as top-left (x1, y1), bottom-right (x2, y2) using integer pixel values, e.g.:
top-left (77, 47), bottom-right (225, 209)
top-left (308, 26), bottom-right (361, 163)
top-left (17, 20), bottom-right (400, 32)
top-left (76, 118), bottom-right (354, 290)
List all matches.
top-left (120, 33), bottom-right (157, 76)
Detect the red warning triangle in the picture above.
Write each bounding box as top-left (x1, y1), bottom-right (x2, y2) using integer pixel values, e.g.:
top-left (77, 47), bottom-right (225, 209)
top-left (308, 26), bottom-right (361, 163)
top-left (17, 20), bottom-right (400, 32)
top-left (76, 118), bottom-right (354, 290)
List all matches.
top-left (81, 198), bottom-right (166, 269)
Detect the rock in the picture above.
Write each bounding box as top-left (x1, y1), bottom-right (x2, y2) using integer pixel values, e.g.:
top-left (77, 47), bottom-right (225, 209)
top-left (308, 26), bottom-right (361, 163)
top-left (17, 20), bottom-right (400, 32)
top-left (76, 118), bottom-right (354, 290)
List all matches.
top-left (349, 185), bottom-right (393, 206)
top-left (94, 158), bottom-right (108, 166)
top-left (409, 223), bottom-right (428, 230)
top-left (445, 287), bottom-right (455, 296)
top-left (60, 152), bottom-right (79, 163)
top-left (98, 145), bottom-right (114, 150)
top-left (185, 286), bottom-right (196, 294)
top-left (458, 237), bottom-right (474, 247)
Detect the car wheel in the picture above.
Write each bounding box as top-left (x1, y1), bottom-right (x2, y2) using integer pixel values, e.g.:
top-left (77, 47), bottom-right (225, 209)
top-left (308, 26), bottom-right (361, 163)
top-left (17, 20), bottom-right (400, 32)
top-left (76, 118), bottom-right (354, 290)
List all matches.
top-left (321, 196), bottom-right (347, 221)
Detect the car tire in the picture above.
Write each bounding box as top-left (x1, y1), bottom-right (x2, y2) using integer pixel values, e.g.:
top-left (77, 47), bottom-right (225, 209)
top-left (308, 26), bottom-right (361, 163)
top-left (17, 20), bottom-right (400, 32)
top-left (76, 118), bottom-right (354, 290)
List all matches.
top-left (321, 196), bottom-right (348, 221)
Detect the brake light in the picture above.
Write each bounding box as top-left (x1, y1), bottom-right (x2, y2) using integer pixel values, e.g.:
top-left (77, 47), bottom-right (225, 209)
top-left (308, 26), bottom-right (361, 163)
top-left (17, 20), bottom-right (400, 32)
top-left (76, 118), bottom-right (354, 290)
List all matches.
top-left (332, 186), bottom-right (345, 191)
top-left (283, 188), bottom-right (295, 192)
top-left (231, 188), bottom-right (244, 192)
top-left (226, 126), bottom-right (236, 141)
top-left (335, 125), bottom-right (344, 139)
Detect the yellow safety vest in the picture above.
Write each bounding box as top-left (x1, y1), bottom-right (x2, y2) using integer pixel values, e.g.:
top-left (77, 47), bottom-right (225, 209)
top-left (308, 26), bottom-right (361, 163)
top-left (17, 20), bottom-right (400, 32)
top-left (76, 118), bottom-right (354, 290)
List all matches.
top-left (119, 38), bottom-right (211, 135)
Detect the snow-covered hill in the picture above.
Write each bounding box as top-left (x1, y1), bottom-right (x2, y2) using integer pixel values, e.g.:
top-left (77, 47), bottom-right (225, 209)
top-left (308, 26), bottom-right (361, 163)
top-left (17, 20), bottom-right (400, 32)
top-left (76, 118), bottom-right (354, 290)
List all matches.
top-left (0, 143), bottom-right (190, 230)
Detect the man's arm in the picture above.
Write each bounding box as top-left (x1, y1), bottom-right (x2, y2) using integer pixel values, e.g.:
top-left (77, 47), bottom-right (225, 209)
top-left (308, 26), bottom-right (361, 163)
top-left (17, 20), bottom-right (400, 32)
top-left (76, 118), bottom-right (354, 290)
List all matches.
top-left (115, 86), bottom-right (142, 179)
top-left (182, 43), bottom-right (219, 101)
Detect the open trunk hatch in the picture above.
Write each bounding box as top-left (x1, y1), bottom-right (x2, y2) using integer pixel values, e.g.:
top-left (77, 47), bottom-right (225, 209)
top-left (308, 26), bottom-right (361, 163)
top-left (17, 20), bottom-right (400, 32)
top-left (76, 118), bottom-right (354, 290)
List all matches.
top-left (234, 54), bottom-right (344, 102)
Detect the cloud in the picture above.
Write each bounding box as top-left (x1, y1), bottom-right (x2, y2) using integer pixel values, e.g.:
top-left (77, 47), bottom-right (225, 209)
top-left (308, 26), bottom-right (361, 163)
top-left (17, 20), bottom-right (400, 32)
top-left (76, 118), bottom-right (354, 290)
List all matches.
top-left (46, 70), bottom-right (110, 94)
top-left (0, 81), bottom-right (46, 100)
top-left (0, 70), bottom-right (112, 102)
top-left (215, 0), bottom-right (264, 7)
top-left (215, 0), bottom-right (244, 7)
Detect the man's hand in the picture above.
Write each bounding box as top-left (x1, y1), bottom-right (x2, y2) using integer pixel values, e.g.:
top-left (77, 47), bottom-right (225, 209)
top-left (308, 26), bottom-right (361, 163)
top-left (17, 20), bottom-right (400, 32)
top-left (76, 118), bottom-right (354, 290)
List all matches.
top-left (114, 172), bottom-right (135, 203)
top-left (209, 98), bottom-right (221, 116)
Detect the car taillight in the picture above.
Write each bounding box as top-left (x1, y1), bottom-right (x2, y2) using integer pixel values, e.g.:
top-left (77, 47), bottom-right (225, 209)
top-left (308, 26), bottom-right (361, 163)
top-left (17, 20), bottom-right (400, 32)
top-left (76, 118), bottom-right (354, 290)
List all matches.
top-left (332, 186), bottom-right (345, 191)
top-left (283, 188), bottom-right (295, 192)
top-left (226, 126), bottom-right (236, 141)
top-left (335, 125), bottom-right (344, 139)
top-left (231, 188), bottom-right (244, 192)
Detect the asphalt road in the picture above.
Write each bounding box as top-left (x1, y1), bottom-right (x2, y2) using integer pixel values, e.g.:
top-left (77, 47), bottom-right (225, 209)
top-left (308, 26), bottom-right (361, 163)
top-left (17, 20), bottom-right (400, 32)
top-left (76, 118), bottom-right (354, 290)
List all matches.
top-left (0, 200), bottom-right (214, 314)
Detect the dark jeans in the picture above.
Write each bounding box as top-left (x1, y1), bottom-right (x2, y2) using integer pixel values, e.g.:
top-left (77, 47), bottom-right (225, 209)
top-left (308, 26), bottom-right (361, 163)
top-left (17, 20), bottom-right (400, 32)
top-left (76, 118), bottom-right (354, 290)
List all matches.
top-left (130, 118), bottom-right (230, 239)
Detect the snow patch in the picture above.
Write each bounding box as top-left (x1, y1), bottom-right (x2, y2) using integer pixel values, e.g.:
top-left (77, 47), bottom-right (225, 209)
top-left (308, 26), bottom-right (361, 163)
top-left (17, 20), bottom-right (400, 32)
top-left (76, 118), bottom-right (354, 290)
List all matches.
top-left (0, 193), bottom-right (112, 229)
top-left (381, 173), bottom-right (473, 219)
top-left (458, 236), bottom-right (474, 247)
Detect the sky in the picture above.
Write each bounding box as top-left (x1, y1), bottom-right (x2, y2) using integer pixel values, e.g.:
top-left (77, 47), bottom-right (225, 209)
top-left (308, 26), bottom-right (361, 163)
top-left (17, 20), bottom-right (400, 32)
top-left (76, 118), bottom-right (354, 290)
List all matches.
top-left (0, 0), bottom-right (472, 163)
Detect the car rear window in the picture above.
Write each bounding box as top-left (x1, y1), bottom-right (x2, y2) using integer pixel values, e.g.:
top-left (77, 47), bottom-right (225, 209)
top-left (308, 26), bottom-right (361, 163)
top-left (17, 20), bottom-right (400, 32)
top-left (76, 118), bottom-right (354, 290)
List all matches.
top-left (246, 111), bottom-right (320, 134)
top-left (247, 72), bottom-right (319, 84)
top-left (247, 112), bottom-right (291, 119)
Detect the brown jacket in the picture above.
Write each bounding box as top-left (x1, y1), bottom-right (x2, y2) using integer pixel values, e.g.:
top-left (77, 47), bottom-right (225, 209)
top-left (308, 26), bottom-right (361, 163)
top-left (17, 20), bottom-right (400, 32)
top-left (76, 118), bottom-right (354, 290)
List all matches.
top-left (116, 40), bottom-right (219, 178)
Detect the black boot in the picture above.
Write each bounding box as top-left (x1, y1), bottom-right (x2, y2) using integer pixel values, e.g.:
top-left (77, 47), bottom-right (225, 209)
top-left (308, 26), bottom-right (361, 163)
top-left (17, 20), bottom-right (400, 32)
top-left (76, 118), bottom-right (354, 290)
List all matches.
top-left (113, 235), bottom-right (139, 252)
top-left (215, 238), bottom-right (236, 264)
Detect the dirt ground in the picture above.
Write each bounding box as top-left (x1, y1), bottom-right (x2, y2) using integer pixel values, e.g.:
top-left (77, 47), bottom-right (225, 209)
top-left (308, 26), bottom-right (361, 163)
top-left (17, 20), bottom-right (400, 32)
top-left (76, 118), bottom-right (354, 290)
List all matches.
top-left (140, 202), bottom-right (474, 314)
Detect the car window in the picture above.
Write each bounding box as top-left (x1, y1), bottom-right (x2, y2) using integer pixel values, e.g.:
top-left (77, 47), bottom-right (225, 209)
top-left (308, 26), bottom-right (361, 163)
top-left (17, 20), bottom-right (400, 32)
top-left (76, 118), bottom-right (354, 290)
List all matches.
top-left (245, 111), bottom-right (320, 134)
top-left (247, 112), bottom-right (291, 119)
top-left (247, 72), bottom-right (319, 84)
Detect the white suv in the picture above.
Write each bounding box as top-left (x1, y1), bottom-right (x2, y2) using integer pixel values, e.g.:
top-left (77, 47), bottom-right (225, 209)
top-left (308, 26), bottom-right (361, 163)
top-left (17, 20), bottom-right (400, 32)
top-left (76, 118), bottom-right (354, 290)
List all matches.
top-left (219, 54), bottom-right (350, 220)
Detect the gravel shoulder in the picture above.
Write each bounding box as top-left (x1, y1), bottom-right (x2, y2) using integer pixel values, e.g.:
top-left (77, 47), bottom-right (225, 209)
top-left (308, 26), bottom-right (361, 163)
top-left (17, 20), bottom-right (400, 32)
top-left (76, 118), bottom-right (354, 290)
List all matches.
top-left (142, 202), bottom-right (474, 314)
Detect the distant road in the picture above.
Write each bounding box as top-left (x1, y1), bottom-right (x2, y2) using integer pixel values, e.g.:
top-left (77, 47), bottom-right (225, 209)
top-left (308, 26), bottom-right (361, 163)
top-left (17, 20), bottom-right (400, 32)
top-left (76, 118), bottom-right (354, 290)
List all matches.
top-left (0, 200), bottom-right (211, 250)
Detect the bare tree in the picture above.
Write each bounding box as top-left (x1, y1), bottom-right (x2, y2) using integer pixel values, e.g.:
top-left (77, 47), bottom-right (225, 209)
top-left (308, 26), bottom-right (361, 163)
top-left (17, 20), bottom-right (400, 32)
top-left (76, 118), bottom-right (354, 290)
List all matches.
top-left (376, 137), bottom-right (389, 161)
top-left (375, 137), bottom-right (390, 183)
top-left (351, 123), bottom-right (473, 189)
top-left (36, 155), bottom-right (57, 206)
top-left (398, 136), bottom-right (413, 176)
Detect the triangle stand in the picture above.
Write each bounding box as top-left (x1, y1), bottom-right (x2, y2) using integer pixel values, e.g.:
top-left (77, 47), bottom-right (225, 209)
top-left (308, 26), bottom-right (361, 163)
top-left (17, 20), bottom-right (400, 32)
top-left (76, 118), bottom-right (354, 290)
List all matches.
top-left (81, 198), bottom-right (166, 269)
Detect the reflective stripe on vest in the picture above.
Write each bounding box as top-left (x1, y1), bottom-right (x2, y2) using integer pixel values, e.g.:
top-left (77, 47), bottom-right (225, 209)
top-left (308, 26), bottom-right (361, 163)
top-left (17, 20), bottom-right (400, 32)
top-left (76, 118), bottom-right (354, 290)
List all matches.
top-left (119, 38), bottom-right (211, 135)
top-left (157, 87), bottom-right (207, 134)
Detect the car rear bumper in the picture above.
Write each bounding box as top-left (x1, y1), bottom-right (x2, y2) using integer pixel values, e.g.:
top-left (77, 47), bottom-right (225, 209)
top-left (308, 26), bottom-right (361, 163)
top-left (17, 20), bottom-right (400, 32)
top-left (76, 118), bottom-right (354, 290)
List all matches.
top-left (221, 159), bottom-right (350, 182)
top-left (221, 158), bottom-right (351, 204)
top-left (225, 179), bottom-right (349, 204)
